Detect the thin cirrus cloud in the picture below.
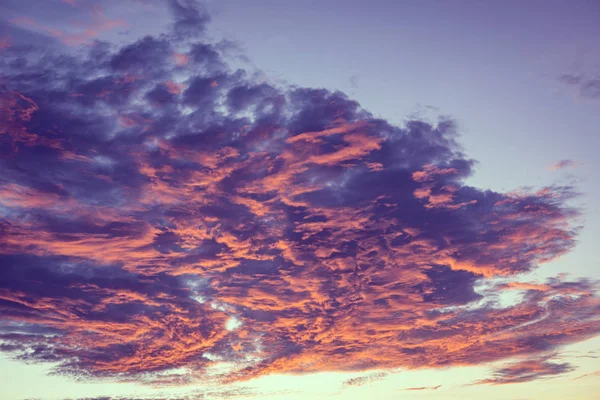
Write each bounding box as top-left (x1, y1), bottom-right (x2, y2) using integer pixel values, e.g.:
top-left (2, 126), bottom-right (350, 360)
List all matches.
top-left (558, 73), bottom-right (600, 100)
top-left (572, 370), bottom-right (600, 380)
top-left (342, 371), bottom-right (388, 387)
top-left (8, 4), bottom-right (126, 47)
top-left (59, 386), bottom-right (270, 400)
top-left (0, 0), bottom-right (599, 394)
top-left (548, 159), bottom-right (583, 171)
top-left (403, 384), bottom-right (442, 391)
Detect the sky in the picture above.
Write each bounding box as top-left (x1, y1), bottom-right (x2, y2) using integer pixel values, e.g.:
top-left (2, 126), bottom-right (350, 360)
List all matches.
top-left (0, 1), bottom-right (599, 399)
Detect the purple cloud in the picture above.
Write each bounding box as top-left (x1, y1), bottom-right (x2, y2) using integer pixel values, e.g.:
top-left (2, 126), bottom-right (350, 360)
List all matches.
top-left (0, 0), bottom-right (599, 390)
top-left (548, 159), bottom-right (582, 171)
top-left (558, 73), bottom-right (600, 100)
top-left (342, 372), bottom-right (388, 387)
top-left (472, 354), bottom-right (575, 385)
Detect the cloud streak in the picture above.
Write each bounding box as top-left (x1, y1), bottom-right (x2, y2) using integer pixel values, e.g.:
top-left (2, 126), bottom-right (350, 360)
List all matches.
top-left (8, 5), bottom-right (126, 46)
top-left (403, 384), bottom-right (442, 391)
top-left (558, 73), bottom-right (600, 100)
top-left (342, 372), bottom-right (388, 387)
top-left (472, 354), bottom-right (575, 385)
top-left (548, 159), bottom-right (582, 171)
top-left (0, 0), bottom-right (599, 392)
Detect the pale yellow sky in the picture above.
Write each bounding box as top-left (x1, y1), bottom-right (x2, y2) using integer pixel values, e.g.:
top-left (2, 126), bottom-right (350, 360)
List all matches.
top-left (2, 335), bottom-right (598, 400)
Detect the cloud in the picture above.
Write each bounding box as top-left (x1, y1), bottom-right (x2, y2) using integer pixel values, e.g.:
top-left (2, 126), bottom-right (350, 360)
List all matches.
top-left (342, 372), bottom-right (388, 387)
top-left (56, 385), bottom-right (276, 400)
top-left (472, 354), bottom-right (575, 385)
top-left (168, 0), bottom-right (210, 39)
top-left (572, 370), bottom-right (600, 380)
top-left (0, 35), bottom-right (11, 49)
top-left (0, 0), bottom-right (599, 391)
top-left (8, 5), bottom-right (126, 46)
top-left (548, 159), bottom-right (582, 171)
top-left (558, 73), bottom-right (600, 100)
top-left (403, 384), bottom-right (442, 391)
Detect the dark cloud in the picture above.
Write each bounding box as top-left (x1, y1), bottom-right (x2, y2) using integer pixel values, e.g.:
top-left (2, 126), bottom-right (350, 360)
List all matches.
top-left (168, 0), bottom-right (210, 39)
top-left (473, 354), bottom-right (575, 385)
top-left (342, 372), bottom-right (388, 387)
top-left (558, 74), bottom-right (583, 85)
top-left (188, 43), bottom-right (225, 72)
top-left (558, 73), bottom-right (600, 100)
top-left (0, 0), bottom-right (598, 392)
top-left (226, 83), bottom-right (281, 114)
top-left (110, 36), bottom-right (172, 74)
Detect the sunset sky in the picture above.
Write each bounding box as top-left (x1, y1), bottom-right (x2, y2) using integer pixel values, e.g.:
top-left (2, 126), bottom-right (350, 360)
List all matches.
top-left (1, 1), bottom-right (599, 399)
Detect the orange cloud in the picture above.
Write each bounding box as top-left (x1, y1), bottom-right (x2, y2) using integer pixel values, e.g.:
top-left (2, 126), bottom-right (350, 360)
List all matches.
top-left (10, 6), bottom-right (126, 46)
top-left (548, 159), bottom-right (583, 171)
top-left (1, 6), bottom-right (597, 390)
top-left (173, 52), bottom-right (189, 66)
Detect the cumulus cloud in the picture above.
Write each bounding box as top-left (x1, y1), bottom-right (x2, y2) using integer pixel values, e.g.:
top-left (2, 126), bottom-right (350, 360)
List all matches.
top-left (0, 0), bottom-right (599, 391)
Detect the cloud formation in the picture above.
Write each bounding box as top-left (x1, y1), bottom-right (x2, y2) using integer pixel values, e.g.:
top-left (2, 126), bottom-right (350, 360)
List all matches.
top-left (55, 385), bottom-right (274, 400)
top-left (572, 370), bottom-right (600, 380)
top-left (342, 371), bottom-right (388, 387)
top-left (403, 384), bottom-right (442, 391)
top-left (558, 73), bottom-right (600, 100)
top-left (472, 354), bottom-right (575, 385)
top-left (548, 159), bottom-right (582, 171)
top-left (1, 0), bottom-right (599, 390)
top-left (8, 4), bottom-right (126, 46)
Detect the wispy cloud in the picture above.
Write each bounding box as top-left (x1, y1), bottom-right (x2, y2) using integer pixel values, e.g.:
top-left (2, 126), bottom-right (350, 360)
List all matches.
top-left (342, 372), bottom-right (388, 387)
top-left (9, 5), bottom-right (126, 46)
top-left (403, 384), bottom-right (442, 391)
top-left (558, 73), bottom-right (600, 100)
top-left (548, 159), bottom-right (583, 171)
top-left (572, 370), bottom-right (600, 380)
